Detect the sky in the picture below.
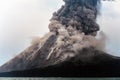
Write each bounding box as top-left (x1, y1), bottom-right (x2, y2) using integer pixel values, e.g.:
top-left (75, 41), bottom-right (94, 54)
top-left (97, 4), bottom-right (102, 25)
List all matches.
top-left (98, 0), bottom-right (120, 56)
top-left (0, 0), bottom-right (120, 66)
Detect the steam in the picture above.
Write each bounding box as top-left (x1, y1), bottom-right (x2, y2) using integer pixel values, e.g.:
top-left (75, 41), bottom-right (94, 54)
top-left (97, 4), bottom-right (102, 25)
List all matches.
top-left (96, 31), bottom-right (107, 51)
top-left (31, 36), bottom-right (41, 45)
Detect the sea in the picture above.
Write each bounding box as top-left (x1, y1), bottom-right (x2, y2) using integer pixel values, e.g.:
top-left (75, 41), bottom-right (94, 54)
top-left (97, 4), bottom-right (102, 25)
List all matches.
top-left (0, 78), bottom-right (119, 80)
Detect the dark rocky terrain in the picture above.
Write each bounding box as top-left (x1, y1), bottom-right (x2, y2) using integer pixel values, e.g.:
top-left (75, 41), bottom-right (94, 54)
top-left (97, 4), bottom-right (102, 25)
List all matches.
top-left (0, 48), bottom-right (120, 77)
top-left (0, 0), bottom-right (119, 77)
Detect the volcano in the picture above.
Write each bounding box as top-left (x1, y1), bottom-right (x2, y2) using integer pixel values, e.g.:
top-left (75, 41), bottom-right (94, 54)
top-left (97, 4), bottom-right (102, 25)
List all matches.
top-left (0, 0), bottom-right (120, 77)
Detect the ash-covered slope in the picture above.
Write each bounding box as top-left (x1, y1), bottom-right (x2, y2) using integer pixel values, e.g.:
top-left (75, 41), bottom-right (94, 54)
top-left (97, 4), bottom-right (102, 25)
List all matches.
top-left (1, 48), bottom-right (120, 77)
top-left (0, 0), bottom-right (119, 75)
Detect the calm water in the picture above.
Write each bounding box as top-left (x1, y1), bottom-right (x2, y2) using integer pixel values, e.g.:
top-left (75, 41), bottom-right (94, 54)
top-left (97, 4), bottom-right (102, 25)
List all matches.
top-left (0, 78), bottom-right (119, 80)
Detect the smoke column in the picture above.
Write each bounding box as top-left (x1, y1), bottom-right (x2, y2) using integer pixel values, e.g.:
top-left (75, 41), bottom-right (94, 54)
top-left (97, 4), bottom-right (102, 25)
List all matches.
top-left (49, 0), bottom-right (100, 35)
top-left (46, 0), bottom-right (104, 61)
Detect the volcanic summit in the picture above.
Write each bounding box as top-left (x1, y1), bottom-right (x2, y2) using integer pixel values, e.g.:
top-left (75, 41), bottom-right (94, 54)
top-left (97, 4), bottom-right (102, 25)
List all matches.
top-left (0, 0), bottom-right (120, 77)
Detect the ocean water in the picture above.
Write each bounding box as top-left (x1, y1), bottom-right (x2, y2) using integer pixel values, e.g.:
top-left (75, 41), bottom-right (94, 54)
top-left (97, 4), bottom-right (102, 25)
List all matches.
top-left (0, 78), bottom-right (119, 80)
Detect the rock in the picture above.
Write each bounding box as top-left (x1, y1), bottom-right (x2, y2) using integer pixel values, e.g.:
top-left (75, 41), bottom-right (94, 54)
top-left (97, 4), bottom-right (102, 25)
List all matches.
top-left (0, 48), bottom-right (120, 77)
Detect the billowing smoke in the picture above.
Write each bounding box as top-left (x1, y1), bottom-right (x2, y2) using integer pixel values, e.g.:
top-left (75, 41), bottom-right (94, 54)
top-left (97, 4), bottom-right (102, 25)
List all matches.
top-left (31, 32), bottom-right (55, 48)
top-left (50, 0), bottom-right (100, 35)
top-left (31, 36), bottom-right (41, 45)
top-left (31, 0), bottom-right (106, 63)
top-left (96, 31), bottom-right (107, 51)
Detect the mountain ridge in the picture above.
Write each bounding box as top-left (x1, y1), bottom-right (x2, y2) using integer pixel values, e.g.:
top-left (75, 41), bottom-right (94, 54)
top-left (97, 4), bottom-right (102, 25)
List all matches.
top-left (0, 48), bottom-right (120, 77)
top-left (0, 0), bottom-right (118, 77)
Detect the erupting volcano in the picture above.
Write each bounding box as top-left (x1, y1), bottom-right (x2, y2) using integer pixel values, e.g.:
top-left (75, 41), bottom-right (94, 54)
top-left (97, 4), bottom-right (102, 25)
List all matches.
top-left (0, 0), bottom-right (120, 77)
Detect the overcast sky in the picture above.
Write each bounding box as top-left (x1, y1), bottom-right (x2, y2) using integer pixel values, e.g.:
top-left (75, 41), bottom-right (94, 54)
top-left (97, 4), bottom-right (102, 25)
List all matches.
top-left (0, 0), bottom-right (120, 66)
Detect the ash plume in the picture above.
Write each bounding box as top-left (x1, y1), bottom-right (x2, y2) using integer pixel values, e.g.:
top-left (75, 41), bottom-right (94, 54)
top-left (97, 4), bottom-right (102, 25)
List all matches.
top-left (47, 0), bottom-right (104, 61)
top-left (49, 0), bottom-right (100, 35)
top-left (0, 0), bottom-right (110, 73)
